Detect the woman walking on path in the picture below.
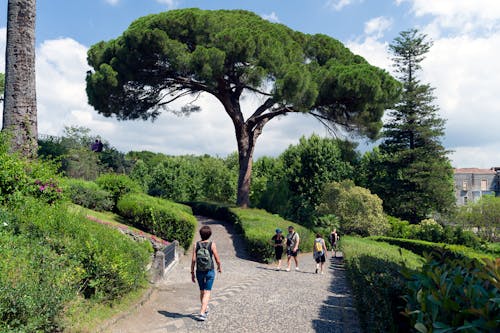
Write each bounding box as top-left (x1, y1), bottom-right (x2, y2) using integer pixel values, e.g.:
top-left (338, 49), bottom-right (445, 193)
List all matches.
top-left (313, 233), bottom-right (328, 274)
top-left (270, 228), bottom-right (285, 270)
top-left (286, 226), bottom-right (300, 272)
top-left (329, 229), bottom-right (339, 257)
top-left (191, 226), bottom-right (222, 321)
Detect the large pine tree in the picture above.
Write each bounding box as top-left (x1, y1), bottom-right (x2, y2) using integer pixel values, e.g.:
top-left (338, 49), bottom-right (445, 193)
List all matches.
top-left (377, 29), bottom-right (454, 223)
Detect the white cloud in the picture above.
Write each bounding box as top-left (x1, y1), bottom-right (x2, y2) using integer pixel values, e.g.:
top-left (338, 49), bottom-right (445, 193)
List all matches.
top-left (262, 12), bottom-right (280, 23)
top-left (364, 16), bottom-right (393, 39)
top-left (326, 0), bottom-right (363, 11)
top-left (398, 0), bottom-right (500, 35)
top-left (0, 28), bottom-right (5, 70)
top-left (156, 0), bottom-right (178, 10)
top-left (347, 23), bottom-right (500, 168)
top-left (104, 0), bottom-right (120, 5)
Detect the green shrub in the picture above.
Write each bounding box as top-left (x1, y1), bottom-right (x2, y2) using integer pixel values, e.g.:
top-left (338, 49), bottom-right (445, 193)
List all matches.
top-left (341, 236), bottom-right (424, 333)
top-left (0, 199), bottom-right (152, 332)
top-left (95, 173), bottom-right (141, 208)
top-left (317, 180), bottom-right (389, 236)
top-left (188, 202), bottom-right (316, 263)
top-left (62, 178), bottom-right (114, 211)
top-left (371, 236), bottom-right (495, 262)
top-left (117, 193), bottom-right (196, 249)
top-left (404, 250), bottom-right (500, 332)
top-left (385, 216), bottom-right (483, 249)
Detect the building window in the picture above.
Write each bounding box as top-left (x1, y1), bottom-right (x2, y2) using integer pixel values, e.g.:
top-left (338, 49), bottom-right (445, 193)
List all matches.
top-left (462, 180), bottom-right (468, 191)
top-left (481, 179), bottom-right (488, 191)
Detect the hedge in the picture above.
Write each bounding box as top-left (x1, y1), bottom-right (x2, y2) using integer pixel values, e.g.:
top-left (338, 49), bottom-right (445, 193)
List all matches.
top-left (62, 178), bottom-right (114, 211)
top-left (370, 236), bottom-right (496, 262)
top-left (188, 202), bottom-right (316, 263)
top-left (117, 193), bottom-right (196, 250)
top-left (341, 236), bottom-right (424, 333)
top-left (0, 199), bottom-right (152, 332)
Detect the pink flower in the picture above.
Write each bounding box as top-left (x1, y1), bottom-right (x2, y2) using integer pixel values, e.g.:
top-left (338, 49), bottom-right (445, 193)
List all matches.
top-left (39, 185), bottom-right (46, 191)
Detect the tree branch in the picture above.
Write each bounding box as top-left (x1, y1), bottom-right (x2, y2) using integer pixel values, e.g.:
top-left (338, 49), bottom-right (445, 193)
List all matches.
top-left (248, 97), bottom-right (275, 123)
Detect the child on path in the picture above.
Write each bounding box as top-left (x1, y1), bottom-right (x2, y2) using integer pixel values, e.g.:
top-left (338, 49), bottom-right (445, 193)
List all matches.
top-left (329, 229), bottom-right (339, 257)
top-left (270, 228), bottom-right (285, 270)
top-left (191, 226), bottom-right (222, 321)
top-left (286, 226), bottom-right (300, 271)
top-left (313, 233), bottom-right (328, 274)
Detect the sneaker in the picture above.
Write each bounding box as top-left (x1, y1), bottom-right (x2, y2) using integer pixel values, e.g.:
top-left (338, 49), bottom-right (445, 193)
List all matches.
top-left (285, 268), bottom-right (290, 272)
top-left (295, 267), bottom-right (300, 271)
top-left (205, 306), bottom-right (209, 315)
top-left (321, 271), bottom-right (324, 275)
top-left (196, 313), bottom-right (208, 321)
top-left (276, 267), bottom-right (280, 271)
top-left (315, 268), bottom-right (318, 274)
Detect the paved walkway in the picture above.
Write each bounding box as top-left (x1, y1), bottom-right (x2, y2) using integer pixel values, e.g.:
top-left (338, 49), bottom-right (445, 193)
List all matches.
top-left (106, 217), bottom-right (361, 333)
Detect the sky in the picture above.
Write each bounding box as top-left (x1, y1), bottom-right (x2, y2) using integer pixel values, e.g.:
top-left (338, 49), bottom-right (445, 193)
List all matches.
top-left (1, 0), bottom-right (499, 168)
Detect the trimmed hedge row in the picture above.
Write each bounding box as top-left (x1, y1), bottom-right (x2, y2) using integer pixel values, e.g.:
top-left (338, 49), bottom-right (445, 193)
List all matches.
top-left (341, 236), bottom-right (424, 333)
top-left (370, 236), bottom-right (496, 261)
top-left (188, 202), bottom-right (316, 263)
top-left (117, 193), bottom-right (196, 250)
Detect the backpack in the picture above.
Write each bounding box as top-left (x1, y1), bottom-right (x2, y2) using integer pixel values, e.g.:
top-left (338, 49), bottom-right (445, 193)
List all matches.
top-left (314, 239), bottom-right (323, 254)
top-left (196, 241), bottom-right (213, 272)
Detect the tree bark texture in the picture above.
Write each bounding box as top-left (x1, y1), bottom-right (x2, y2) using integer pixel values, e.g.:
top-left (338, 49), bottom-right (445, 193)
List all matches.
top-left (235, 126), bottom-right (255, 208)
top-left (2, 0), bottom-right (38, 158)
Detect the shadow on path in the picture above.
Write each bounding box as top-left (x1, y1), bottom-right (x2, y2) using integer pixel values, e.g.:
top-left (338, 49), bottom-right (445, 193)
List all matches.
top-left (312, 256), bottom-right (362, 333)
top-left (157, 310), bottom-right (195, 320)
top-left (197, 216), bottom-right (251, 260)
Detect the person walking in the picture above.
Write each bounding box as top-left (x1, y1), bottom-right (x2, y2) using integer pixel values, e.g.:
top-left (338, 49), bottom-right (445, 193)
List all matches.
top-left (285, 225), bottom-right (300, 272)
top-left (270, 228), bottom-right (285, 270)
top-left (313, 233), bottom-right (328, 274)
top-left (191, 226), bottom-right (222, 321)
top-left (329, 229), bottom-right (339, 257)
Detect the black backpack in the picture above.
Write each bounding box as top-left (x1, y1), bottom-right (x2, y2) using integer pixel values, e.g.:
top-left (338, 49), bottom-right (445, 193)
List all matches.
top-left (196, 241), bottom-right (213, 271)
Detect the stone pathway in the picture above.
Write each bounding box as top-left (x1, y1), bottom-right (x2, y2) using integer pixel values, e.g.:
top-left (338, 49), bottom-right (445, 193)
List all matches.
top-left (105, 217), bottom-right (361, 333)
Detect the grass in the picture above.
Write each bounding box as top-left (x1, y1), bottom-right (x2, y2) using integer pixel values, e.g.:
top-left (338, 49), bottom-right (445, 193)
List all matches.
top-left (62, 284), bottom-right (150, 333)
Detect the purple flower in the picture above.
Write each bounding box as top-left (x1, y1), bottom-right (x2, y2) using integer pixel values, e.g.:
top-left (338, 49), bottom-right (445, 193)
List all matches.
top-left (39, 185), bottom-right (46, 191)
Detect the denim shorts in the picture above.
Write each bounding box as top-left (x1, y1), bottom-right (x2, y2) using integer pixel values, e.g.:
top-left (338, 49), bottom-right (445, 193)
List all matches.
top-left (196, 269), bottom-right (216, 291)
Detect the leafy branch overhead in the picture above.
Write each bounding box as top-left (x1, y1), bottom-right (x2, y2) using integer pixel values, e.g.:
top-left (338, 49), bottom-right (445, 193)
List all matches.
top-left (86, 9), bottom-right (399, 137)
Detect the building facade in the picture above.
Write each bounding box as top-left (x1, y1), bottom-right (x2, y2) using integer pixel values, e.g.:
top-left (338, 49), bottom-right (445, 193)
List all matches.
top-left (454, 167), bottom-right (500, 205)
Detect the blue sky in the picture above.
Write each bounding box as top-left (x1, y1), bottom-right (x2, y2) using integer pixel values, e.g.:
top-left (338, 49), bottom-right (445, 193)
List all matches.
top-left (1, 0), bottom-right (500, 168)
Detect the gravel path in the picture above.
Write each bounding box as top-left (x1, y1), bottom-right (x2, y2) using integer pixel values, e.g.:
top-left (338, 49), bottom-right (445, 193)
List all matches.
top-left (106, 217), bottom-right (361, 333)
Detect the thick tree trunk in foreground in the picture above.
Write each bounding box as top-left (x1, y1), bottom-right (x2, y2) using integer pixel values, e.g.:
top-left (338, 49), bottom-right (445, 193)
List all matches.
top-left (2, 0), bottom-right (38, 158)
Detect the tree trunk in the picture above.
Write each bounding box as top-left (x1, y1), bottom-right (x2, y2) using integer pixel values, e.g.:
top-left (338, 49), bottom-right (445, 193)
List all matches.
top-left (2, 0), bottom-right (38, 158)
top-left (236, 125), bottom-right (255, 208)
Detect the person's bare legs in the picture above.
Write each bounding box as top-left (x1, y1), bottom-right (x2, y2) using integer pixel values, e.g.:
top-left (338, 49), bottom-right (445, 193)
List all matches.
top-left (286, 255), bottom-right (292, 271)
top-left (200, 290), bottom-right (211, 314)
top-left (277, 258), bottom-right (282, 269)
top-left (294, 255), bottom-right (299, 269)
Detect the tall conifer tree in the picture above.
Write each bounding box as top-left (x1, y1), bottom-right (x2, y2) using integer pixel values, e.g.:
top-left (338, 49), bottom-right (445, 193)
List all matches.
top-left (378, 29), bottom-right (454, 223)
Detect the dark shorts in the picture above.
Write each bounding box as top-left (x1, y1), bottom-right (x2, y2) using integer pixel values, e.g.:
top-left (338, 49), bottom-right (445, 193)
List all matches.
top-left (196, 269), bottom-right (215, 291)
top-left (315, 254), bottom-right (326, 263)
top-left (287, 249), bottom-right (298, 257)
top-left (275, 246), bottom-right (284, 260)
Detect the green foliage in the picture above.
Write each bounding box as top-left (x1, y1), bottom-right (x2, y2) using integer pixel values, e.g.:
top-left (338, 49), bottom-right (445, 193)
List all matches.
top-left (404, 250), bottom-right (500, 332)
top-left (371, 236), bottom-right (495, 262)
top-left (128, 153), bottom-right (237, 203)
top-left (62, 178), bottom-right (114, 211)
top-left (364, 29), bottom-right (455, 223)
top-left (188, 202), bottom-right (316, 263)
top-left (0, 200), bottom-right (151, 332)
top-left (95, 173), bottom-right (141, 208)
top-left (341, 236), bottom-right (423, 332)
top-left (456, 195), bottom-right (500, 242)
top-left (385, 216), bottom-right (483, 249)
top-left (317, 180), bottom-right (389, 236)
top-left (117, 193), bottom-right (196, 249)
